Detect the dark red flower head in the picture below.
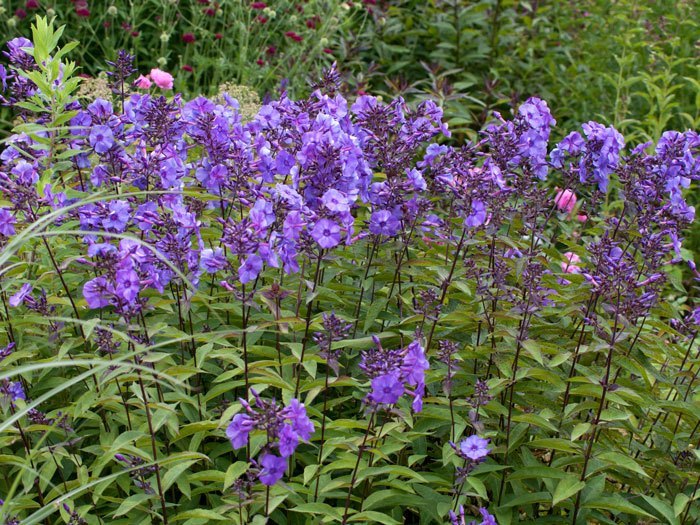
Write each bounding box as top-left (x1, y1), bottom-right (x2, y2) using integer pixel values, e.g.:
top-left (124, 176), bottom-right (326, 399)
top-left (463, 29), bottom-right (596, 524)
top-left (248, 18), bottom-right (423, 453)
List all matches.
top-left (25, 0), bottom-right (40, 10)
top-left (256, 58), bottom-right (264, 66)
top-left (76, 7), bottom-right (91, 17)
top-left (181, 64), bottom-right (193, 72)
top-left (182, 32), bottom-right (196, 44)
top-left (215, 32), bottom-right (223, 40)
top-left (285, 31), bottom-right (302, 42)
top-left (251, 1), bottom-right (266, 8)
top-left (15, 8), bottom-right (28, 18)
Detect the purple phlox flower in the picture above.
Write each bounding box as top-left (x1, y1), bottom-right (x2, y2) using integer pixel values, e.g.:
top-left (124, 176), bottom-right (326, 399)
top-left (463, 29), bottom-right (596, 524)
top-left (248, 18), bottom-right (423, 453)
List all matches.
top-left (276, 150), bottom-right (296, 175)
top-left (579, 121), bottom-right (625, 193)
top-left (88, 125), bottom-right (114, 154)
top-left (83, 277), bottom-right (113, 309)
top-left (369, 209), bottom-right (401, 237)
top-left (87, 98), bottom-right (114, 121)
top-left (401, 340), bottom-right (429, 387)
top-left (406, 168), bottom-right (427, 191)
top-left (311, 218), bottom-right (342, 249)
top-left (102, 200), bottom-right (131, 232)
top-left (465, 200), bottom-right (487, 228)
top-left (200, 248), bottom-right (227, 274)
top-left (9, 283), bottom-right (32, 307)
top-left (459, 435), bottom-right (490, 461)
top-left (418, 143), bottom-right (449, 169)
top-left (134, 201), bottom-right (159, 231)
top-left (11, 160), bottom-right (39, 185)
top-left (258, 453), bottom-right (286, 486)
top-left (0, 208), bottom-right (16, 236)
top-left (370, 372), bottom-right (405, 404)
top-left (277, 424), bottom-right (299, 457)
top-left (283, 211), bottom-right (306, 240)
top-left (115, 268), bottom-right (141, 304)
top-left (477, 508), bottom-right (497, 525)
top-left (4, 380), bottom-right (26, 402)
top-left (282, 398), bottom-right (314, 441)
top-left (250, 198), bottom-right (275, 231)
top-left (322, 188), bottom-right (351, 213)
top-left (0, 342), bottom-right (16, 362)
top-left (550, 131), bottom-right (585, 167)
top-left (238, 254), bottom-right (263, 284)
top-left (226, 413), bottom-right (255, 449)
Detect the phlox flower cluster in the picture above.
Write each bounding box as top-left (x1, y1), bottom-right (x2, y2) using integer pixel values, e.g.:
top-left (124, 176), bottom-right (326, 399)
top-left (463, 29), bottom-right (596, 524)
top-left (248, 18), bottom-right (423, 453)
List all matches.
top-left (226, 391), bottom-right (314, 486)
top-left (360, 336), bottom-right (429, 412)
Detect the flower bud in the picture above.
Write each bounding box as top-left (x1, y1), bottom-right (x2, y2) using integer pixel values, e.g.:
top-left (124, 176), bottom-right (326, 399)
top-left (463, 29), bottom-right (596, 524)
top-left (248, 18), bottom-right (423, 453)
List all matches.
top-left (160, 32), bottom-right (170, 43)
top-left (107, 5), bottom-right (118, 16)
top-left (157, 57), bottom-right (167, 67)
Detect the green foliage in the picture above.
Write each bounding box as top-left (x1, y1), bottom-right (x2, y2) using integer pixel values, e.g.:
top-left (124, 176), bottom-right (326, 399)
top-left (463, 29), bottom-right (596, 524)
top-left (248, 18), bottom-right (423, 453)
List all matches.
top-left (0, 9), bottom-right (698, 525)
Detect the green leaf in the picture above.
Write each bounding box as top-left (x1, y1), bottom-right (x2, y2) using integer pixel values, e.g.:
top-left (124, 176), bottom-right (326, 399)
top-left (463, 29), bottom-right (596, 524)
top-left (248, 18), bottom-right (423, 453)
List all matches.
top-left (673, 494), bottom-right (690, 517)
top-left (552, 476), bottom-right (586, 506)
top-left (291, 503), bottom-right (342, 519)
top-left (162, 460), bottom-right (197, 492)
top-left (348, 511), bottom-right (401, 524)
top-left (640, 495), bottom-right (679, 525)
top-left (224, 461), bottom-right (249, 490)
top-left (583, 495), bottom-right (655, 518)
top-left (171, 509), bottom-right (229, 521)
top-left (570, 423), bottom-right (590, 441)
top-left (597, 451), bottom-right (649, 478)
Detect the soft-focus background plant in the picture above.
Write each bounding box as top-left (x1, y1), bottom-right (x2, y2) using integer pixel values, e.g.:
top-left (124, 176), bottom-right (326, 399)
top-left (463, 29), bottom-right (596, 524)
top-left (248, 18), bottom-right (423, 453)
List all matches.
top-left (0, 4), bottom-right (698, 525)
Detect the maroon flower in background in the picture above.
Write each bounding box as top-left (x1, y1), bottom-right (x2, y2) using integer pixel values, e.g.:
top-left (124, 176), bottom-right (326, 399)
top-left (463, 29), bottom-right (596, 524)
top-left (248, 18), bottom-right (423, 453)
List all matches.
top-left (215, 32), bottom-right (223, 40)
top-left (251, 1), bottom-right (267, 8)
top-left (256, 59), bottom-right (264, 66)
top-left (285, 31), bottom-right (302, 42)
top-left (181, 64), bottom-right (193, 72)
top-left (256, 15), bottom-right (268, 24)
top-left (182, 32), bottom-right (196, 44)
top-left (15, 8), bottom-right (28, 19)
top-left (266, 45), bottom-right (276, 56)
top-left (25, 0), bottom-right (40, 10)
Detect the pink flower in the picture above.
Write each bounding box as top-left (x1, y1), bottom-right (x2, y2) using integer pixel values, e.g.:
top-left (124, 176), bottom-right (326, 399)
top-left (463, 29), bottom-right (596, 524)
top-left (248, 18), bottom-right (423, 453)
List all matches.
top-left (149, 68), bottom-right (173, 90)
top-left (554, 188), bottom-right (577, 214)
top-left (576, 214), bottom-right (588, 223)
top-left (134, 74), bottom-right (151, 89)
top-left (561, 252), bottom-right (581, 274)
top-left (181, 64), bottom-right (193, 72)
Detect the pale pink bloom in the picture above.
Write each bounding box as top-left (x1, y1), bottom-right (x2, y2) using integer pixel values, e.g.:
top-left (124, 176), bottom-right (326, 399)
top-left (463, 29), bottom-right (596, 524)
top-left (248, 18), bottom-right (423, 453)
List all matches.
top-left (554, 188), bottom-right (577, 214)
top-left (576, 214), bottom-right (588, 223)
top-left (149, 68), bottom-right (173, 90)
top-left (561, 252), bottom-right (581, 274)
top-left (134, 74), bottom-right (151, 89)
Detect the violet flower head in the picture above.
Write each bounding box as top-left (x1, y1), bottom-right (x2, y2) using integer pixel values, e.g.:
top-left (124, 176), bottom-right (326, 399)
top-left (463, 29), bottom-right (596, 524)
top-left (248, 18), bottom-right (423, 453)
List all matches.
top-left (102, 200), bottom-right (131, 232)
top-left (9, 283), bottom-right (32, 307)
top-left (281, 398), bottom-right (314, 441)
top-left (370, 373), bottom-right (405, 404)
top-left (459, 435), bottom-right (490, 461)
top-left (369, 209), bottom-right (401, 236)
top-left (238, 254), bottom-right (263, 284)
top-left (258, 453), bottom-right (286, 486)
top-left (88, 125), bottom-right (114, 154)
top-left (226, 413), bottom-right (254, 450)
top-left (0, 208), bottom-right (16, 236)
top-left (311, 218), bottom-right (341, 249)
